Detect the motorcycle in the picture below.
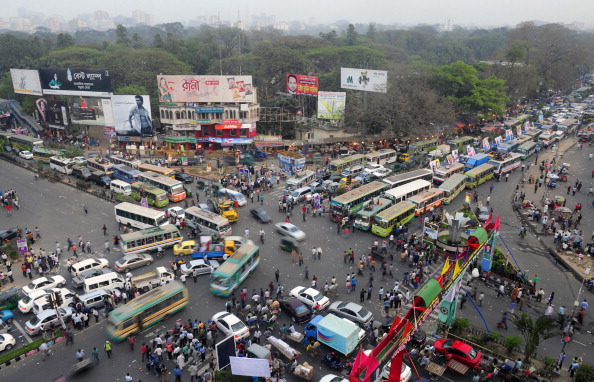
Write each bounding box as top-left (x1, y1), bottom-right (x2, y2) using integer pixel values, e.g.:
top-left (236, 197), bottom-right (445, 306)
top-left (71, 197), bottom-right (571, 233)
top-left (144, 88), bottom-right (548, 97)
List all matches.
top-left (321, 354), bottom-right (344, 371)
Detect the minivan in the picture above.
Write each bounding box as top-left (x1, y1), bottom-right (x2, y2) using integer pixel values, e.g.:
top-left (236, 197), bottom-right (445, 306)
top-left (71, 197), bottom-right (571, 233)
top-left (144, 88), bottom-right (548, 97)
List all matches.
top-left (70, 258), bottom-right (110, 278)
top-left (32, 288), bottom-right (77, 314)
top-left (341, 165), bottom-right (364, 177)
top-left (83, 272), bottom-right (125, 294)
top-left (288, 187), bottom-right (312, 203)
top-left (78, 289), bottom-right (111, 309)
top-left (110, 179), bottom-right (132, 196)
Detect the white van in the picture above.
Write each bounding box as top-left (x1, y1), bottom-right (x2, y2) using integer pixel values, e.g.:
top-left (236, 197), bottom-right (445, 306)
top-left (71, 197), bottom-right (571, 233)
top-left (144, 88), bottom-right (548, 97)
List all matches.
top-left (110, 179), bottom-right (132, 196)
top-left (32, 288), bottom-right (77, 314)
top-left (70, 258), bottom-right (110, 278)
top-left (83, 272), bottom-right (125, 294)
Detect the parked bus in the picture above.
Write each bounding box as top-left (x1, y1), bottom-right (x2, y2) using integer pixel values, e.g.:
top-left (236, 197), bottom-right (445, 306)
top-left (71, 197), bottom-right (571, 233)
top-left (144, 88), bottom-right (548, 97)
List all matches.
top-left (114, 202), bottom-right (168, 229)
top-left (516, 135), bottom-right (532, 145)
top-left (371, 201), bottom-right (416, 237)
top-left (329, 181), bottom-right (388, 222)
top-left (408, 188), bottom-right (445, 216)
top-left (184, 206), bottom-right (232, 238)
top-left (108, 155), bottom-right (141, 168)
top-left (138, 171), bottom-right (186, 202)
top-left (118, 224), bottom-right (182, 255)
top-left (209, 243), bottom-right (260, 297)
top-left (137, 163), bottom-right (175, 177)
top-left (112, 165), bottom-right (142, 183)
top-left (106, 281), bottom-right (188, 342)
top-left (328, 154), bottom-right (367, 174)
top-left (438, 173), bottom-right (467, 204)
top-left (0, 131), bottom-right (13, 145)
top-left (86, 157), bottom-right (116, 175)
top-left (432, 162), bottom-right (465, 185)
top-left (408, 138), bottom-right (437, 153)
top-left (448, 136), bottom-right (475, 151)
top-left (285, 170), bottom-right (316, 191)
top-left (217, 188), bottom-right (247, 207)
top-left (353, 198), bottom-right (393, 231)
top-left (515, 142), bottom-right (537, 160)
top-left (523, 130), bottom-right (542, 141)
top-left (383, 179), bottom-right (431, 204)
top-left (32, 147), bottom-right (64, 163)
top-left (465, 163), bottom-right (495, 189)
top-left (382, 168), bottom-right (433, 189)
top-left (365, 149), bottom-right (397, 166)
top-left (9, 134), bottom-right (43, 151)
top-left (497, 140), bottom-right (521, 154)
top-left (488, 153), bottom-right (522, 179)
top-left (130, 182), bottom-right (169, 208)
top-left (49, 156), bottom-right (75, 175)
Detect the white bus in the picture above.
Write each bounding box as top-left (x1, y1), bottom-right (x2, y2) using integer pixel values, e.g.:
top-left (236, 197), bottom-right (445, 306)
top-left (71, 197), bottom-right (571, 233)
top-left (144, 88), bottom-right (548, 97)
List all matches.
top-left (383, 179), bottom-right (431, 204)
top-left (86, 157), bottom-right (116, 175)
top-left (216, 188), bottom-right (247, 206)
top-left (408, 188), bottom-right (445, 216)
top-left (365, 149), bottom-right (397, 166)
top-left (108, 155), bottom-right (142, 168)
top-left (184, 206), bottom-right (232, 238)
top-left (488, 153), bottom-right (522, 179)
top-left (285, 170), bottom-right (316, 191)
top-left (118, 224), bottom-right (182, 255)
top-left (432, 162), bottom-right (465, 185)
top-left (114, 202), bottom-right (169, 229)
top-left (49, 156), bottom-right (75, 175)
top-left (382, 169), bottom-right (433, 189)
top-left (138, 171), bottom-right (186, 202)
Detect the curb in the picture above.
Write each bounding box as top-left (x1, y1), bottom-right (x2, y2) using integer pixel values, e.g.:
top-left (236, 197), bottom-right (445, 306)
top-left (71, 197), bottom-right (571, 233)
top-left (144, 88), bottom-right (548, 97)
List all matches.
top-left (0, 335), bottom-right (66, 370)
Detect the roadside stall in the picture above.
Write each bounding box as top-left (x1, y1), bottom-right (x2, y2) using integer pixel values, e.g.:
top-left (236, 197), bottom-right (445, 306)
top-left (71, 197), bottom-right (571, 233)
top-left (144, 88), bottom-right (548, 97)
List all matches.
top-left (293, 361), bottom-right (314, 380)
top-left (266, 335), bottom-right (301, 360)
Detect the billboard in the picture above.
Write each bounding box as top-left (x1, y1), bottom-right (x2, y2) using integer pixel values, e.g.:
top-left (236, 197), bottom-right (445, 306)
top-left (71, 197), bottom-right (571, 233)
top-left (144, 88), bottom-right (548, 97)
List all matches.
top-left (111, 95), bottom-right (154, 137)
top-left (317, 91), bottom-right (346, 120)
top-left (39, 68), bottom-right (112, 97)
top-left (341, 68), bottom-right (388, 93)
top-left (157, 75), bottom-right (254, 103)
top-left (68, 97), bottom-right (113, 126)
top-left (286, 74), bottom-right (318, 95)
top-left (36, 98), bottom-right (68, 126)
top-left (10, 69), bottom-right (42, 96)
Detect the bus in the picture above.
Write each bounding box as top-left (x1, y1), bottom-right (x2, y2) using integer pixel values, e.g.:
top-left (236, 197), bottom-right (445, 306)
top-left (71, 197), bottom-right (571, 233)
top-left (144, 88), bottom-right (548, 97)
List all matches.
top-left (138, 171), bottom-right (186, 202)
top-left (408, 188), bottom-right (445, 216)
top-left (329, 181), bottom-right (388, 222)
top-left (488, 153), bottom-right (522, 179)
top-left (497, 140), bottom-right (521, 154)
top-left (112, 165), bottom-right (142, 183)
top-left (131, 182), bottom-right (169, 208)
top-left (371, 201), bottom-right (416, 237)
top-left (438, 173), bottom-right (467, 204)
top-left (448, 136), bottom-right (475, 151)
top-left (0, 131), bottom-right (13, 145)
top-left (86, 157), bottom-right (116, 175)
top-left (432, 162), bottom-right (465, 185)
top-left (217, 188), bottom-right (247, 207)
top-left (285, 170), bottom-right (316, 190)
top-left (328, 154), bottom-right (367, 174)
top-left (184, 206), bottom-right (232, 238)
top-left (32, 147), bottom-right (64, 163)
top-left (108, 155), bottom-right (141, 168)
top-left (353, 198), bottom-right (393, 231)
top-left (209, 243), bottom-right (260, 296)
top-left (382, 169), bottom-right (433, 189)
top-left (516, 135), bottom-right (532, 145)
top-left (515, 142), bottom-right (537, 160)
top-left (118, 224), bottom-right (182, 255)
top-left (9, 134), bottom-right (43, 151)
top-left (114, 202), bottom-right (169, 229)
top-left (138, 163), bottom-right (175, 177)
top-left (106, 281), bottom-right (188, 342)
top-left (408, 138), bottom-right (437, 153)
top-left (523, 130), bottom-right (542, 141)
top-left (365, 149), bottom-right (397, 166)
top-left (465, 163), bottom-right (495, 189)
top-left (383, 179), bottom-right (431, 204)
top-left (49, 156), bottom-right (75, 175)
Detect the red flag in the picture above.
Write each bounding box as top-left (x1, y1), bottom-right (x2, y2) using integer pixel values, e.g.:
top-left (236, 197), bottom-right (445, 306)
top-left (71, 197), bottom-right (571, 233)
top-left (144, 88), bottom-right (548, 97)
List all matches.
top-left (494, 215), bottom-right (501, 232)
top-left (485, 212), bottom-right (492, 227)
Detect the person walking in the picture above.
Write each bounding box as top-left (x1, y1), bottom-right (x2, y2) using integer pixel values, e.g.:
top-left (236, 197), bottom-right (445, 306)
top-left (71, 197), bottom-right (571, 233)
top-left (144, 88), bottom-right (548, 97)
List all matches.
top-left (92, 347), bottom-right (100, 364)
top-left (104, 241), bottom-right (110, 255)
top-left (104, 340), bottom-right (112, 358)
top-left (127, 335), bottom-right (135, 351)
top-left (75, 348), bottom-right (85, 362)
top-left (275, 269), bottom-right (280, 283)
top-left (498, 312), bottom-right (508, 330)
top-left (102, 224), bottom-right (107, 236)
top-left (173, 366), bottom-right (182, 382)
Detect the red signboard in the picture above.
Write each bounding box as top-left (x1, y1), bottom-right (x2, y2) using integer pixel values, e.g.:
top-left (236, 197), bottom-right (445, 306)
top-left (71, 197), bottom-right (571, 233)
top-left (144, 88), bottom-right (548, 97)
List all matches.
top-left (223, 119), bottom-right (238, 123)
top-left (286, 74), bottom-right (319, 95)
top-left (215, 124), bottom-right (253, 130)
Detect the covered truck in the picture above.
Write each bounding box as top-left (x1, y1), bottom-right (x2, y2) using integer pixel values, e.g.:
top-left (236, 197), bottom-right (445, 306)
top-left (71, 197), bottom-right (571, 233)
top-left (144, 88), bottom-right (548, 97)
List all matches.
top-left (464, 153), bottom-right (490, 171)
top-left (131, 266), bottom-right (175, 291)
top-left (304, 314), bottom-right (365, 355)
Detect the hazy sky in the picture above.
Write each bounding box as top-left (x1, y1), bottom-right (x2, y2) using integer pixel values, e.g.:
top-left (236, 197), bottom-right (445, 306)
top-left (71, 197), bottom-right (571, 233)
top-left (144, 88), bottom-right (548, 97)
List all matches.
top-left (9, 0), bottom-right (594, 27)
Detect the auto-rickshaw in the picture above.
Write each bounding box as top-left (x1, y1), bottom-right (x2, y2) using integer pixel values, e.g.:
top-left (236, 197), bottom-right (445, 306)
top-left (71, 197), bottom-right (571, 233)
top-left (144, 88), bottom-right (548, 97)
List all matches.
top-left (280, 237), bottom-right (299, 252)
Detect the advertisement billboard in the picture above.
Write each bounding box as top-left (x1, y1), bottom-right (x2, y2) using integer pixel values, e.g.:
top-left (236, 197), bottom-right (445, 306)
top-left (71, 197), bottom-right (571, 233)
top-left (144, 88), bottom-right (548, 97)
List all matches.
top-left (317, 91), bottom-right (346, 120)
top-left (36, 98), bottom-right (68, 126)
top-left (286, 74), bottom-right (319, 95)
top-left (67, 97), bottom-right (113, 126)
top-left (10, 69), bottom-right (42, 96)
top-left (111, 95), bottom-right (154, 137)
top-left (39, 68), bottom-right (112, 97)
top-left (157, 75), bottom-right (254, 103)
top-left (341, 68), bottom-right (388, 93)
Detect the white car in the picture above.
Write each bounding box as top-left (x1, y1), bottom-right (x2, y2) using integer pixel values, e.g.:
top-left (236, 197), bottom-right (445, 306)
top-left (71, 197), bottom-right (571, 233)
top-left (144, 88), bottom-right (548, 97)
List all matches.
top-left (180, 259), bottom-right (220, 276)
top-left (274, 222), bottom-right (306, 241)
top-left (0, 334), bottom-right (16, 352)
top-left (167, 207), bottom-right (186, 221)
top-left (22, 276), bottom-right (66, 295)
top-left (19, 151), bottom-right (33, 160)
top-left (363, 350), bottom-right (412, 382)
top-left (289, 286), bottom-right (330, 311)
top-left (320, 375), bottom-right (348, 382)
top-left (363, 163), bottom-right (384, 173)
top-left (212, 311), bottom-right (250, 339)
top-left (372, 168), bottom-right (392, 178)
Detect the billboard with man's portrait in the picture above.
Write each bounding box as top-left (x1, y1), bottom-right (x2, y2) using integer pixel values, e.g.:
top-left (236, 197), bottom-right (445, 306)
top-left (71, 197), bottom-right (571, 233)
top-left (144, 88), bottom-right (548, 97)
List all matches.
top-left (286, 74), bottom-right (318, 95)
top-left (39, 68), bottom-right (112, 97)
top-left (157, 75), bottom-right (254, 103)
top-left (10, 69), bottom-right (42, 96)
top-left (111, 95), bottom-right (154, 137)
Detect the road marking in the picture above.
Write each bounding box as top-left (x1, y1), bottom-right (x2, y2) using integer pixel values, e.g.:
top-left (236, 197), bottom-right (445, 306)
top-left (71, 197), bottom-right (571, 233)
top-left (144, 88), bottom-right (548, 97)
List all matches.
top-left (573, 340), bottom-right (588, 346)
top-left (12, 320), bottom-right (33, 343)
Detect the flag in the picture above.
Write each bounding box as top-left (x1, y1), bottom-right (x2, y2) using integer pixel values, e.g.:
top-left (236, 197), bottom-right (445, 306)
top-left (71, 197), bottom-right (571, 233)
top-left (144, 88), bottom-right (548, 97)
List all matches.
top-left (453, 259), bottom-right (462, 278)
top-left (437, 277), bottom-right (462, 326)
top-left (484, 212), bottom-right (492, 227)
top-left (494, 215), bottom-right (501, 232)
top-left (440, 258), bottom-right (450, 276)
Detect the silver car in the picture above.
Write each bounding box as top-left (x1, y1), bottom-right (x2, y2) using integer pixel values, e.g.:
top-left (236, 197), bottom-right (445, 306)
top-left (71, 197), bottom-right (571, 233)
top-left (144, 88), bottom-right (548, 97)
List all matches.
top-left (328, 301), bottom-right (374, 327)
top-left (25, 307), bottom-right (75, 336)
top-left (274, 222), bottom-right (306, 241)
top-left (180, 259), bottom-right (220, 276)
top-left (115, 253), bottom-right (154, 272)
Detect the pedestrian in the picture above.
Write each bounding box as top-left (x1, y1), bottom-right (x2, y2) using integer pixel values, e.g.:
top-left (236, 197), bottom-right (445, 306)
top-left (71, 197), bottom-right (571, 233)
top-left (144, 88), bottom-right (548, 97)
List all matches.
top-left (104, 241), bottom-right (110, 254)
top-left (275, 269), bottom-right (280, 283)
top-left (104, 340), bottom-right (112, 358)
top-left (102, 224), bottom-right (107, 236)
top-left (499, 312), bottom-right (508, 330)
top-left (127, 334), bottom-right (135, 351)
top-left (84, 205), bottom-right (88, 214)
top-left (569, 360), bottom-right (579, 377)
top-left (173, 366), bottom-right (182, 382)
top-left (125, 373), bottom-right (133, 382)
top-left (360, 289), bottom-right (365, 303)
top-left (304, 266), bottom-right (309, 280)
top-left (92, 307), bottom-right (99, 323)
top-left (478, 291), bottom-right (484, 307)
top-left (92, 347), bottom-right (100, 364)
top-left (76, 348), bottom-right (85, 362)
top-left (548, 291), bottom-right (555, 305)
top-left (497, 284), bottom-right (505, 298)
top-left (557, 351), bottom-right (566, 369)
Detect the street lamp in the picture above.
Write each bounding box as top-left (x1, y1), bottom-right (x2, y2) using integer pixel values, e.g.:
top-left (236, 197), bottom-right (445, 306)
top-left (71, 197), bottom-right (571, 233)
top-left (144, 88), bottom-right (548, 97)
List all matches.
top-left (560, 266), bottom-right (590, 353)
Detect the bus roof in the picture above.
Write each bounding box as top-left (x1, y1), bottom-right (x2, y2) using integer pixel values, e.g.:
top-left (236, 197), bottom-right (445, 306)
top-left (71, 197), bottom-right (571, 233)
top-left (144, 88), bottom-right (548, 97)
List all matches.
top-left (185, 206), bottom-right (230, 224)
top-left (131, 182), bottom-right (166, 194)
top-left (465, 163), bottom-right (495, 176)
top-left (109, 281), bottom-right (186, 320)
top-left (331, 181), bottom-right (387, 205)
top-left (215, 243), bottom-right (258, 276)
top-left (87, 157), bottom-right (115, 168)
top-left (449, 136), bottom-right (474, 144)
top-left (115, 202), bottom-right (166, 218)
top-left (366, 149), bottom-right (396, 158)
top-left (356, 198), bottom-right (392, 218)
top-left (434, 162), bottom-right (464, 175)
top-left (488, 153), bottom-right (522, 163)
top-left (139, 171), bottom-right (182, 186)
top-left (330, 154), bottom-right (367, 165)
top-left (408, 188), bottom-right (444, 203)
top-left (517, 141), bottom-right (537, 150)
top-left (138, 163), bottom-right (174, 173)
top-left (375, 201), bottom-right (415, 221)
top-left (438, 173), bottom-right (467, 191)
top-left (384, 179), bottom-right (431, 199)
top-left (119, 224), bottom-right (179, 242)
top-left (382, 169), bottom-right (433, 186)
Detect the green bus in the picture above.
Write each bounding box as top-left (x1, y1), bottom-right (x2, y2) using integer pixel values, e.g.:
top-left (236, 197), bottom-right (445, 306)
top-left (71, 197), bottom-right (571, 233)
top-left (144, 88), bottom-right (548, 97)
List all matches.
top-left (106, 281), bottom-right (188, 342)
top-left (131, 182), bottom-right (169, 208)
top-left (32, 147), bottom-right (65, 163)
top-left (329, 154), bottom-right (367, 173)
top-left (118, 224), bottom-right (182, 255)
top-left (408, 138), bottom-right (438, 153)
top-left (371, 201), bottom-right (416, 237)
top-left (353, 197), bottom-right (393, 231)
top-left (515, 142), bottom-right (537, 160)
top-left (9, 134), bottom-right (43, 151)
top-left (465, 163), bottom-right (495, 189)
top-left (438, 173), bottom-right (467, 204)
top-left (329, 181), bottom-right (388, 222)
top-left (210, 242), bottom-right (260, 297)
top-left (447, 136), bottom-right (475, 151)
top-left (0, 287), bottom-right (25, 310)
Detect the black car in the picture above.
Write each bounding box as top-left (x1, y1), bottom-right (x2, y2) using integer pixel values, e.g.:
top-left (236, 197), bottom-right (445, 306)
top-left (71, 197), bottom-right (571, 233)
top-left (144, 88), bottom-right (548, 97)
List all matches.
top-left (250, 208), bottom-right (272, 223)
top-left (280, 297), bottom-right (313, 324)
top-left (88, 171), bottom-right (112, 188)
top-left (0, 228), bottom-right (19, 241)
top-left (174, 173), bottom-right (194, 184)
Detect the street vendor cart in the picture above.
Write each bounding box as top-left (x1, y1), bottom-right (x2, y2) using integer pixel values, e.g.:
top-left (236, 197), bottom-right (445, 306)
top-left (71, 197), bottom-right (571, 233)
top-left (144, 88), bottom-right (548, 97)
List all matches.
top-left (266, 335), bottom-right (301, 360)
top-left (293, 362), bottom-right (314, 380)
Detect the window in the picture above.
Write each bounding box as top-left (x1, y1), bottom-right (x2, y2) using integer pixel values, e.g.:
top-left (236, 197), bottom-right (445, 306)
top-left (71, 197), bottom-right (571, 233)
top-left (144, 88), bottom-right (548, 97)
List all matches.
top-left (216, 129), bottom-right (222, 137)
top-left (240, 129), bottom-right (247, 137)
top-left (230, 129), bottom-right (237, 137)
top-left (175, 111), bottom-right (181, 119)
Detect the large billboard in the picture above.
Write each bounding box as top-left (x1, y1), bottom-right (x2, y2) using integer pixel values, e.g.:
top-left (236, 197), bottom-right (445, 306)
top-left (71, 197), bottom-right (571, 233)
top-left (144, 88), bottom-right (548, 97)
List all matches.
top-left (67, 97), bottom-right (113, 126)
top-left (157, 75), bottom-right (254, 103)
top-left (341, 68), bottom-right (388, 93)
top-left (39, 68), bottom-right (112, 97)
top-left (36, 98), bottom-right (68, 126)
top-left (286, 74), bottom-right (318, 95)
top-left (317, 91), bottom-right (346, 120)
top-left (10, 69), bottom-right (42, 96)
top-left (111, 95), bottom-right (154, 137)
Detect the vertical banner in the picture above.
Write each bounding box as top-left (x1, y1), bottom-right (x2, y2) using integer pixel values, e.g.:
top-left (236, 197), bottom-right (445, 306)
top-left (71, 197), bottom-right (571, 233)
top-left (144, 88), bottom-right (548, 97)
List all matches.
top-left (465, 192), bottom-right (471, 203)
top-left (516, 125), bottom-right (522, 137)
top-left (451, 149), bottom-right (459, 163)
top-left (466, 145), bottom-right (476, 157)
top-left (494, 136), bottom-right (502, 145)
top-left (429, 159), bottom-right (441, 172)
top-left (505, 129), bottom-right (513, 140)
top-left (482, 138), bottom-right (490, 151)
top-left (17, 239), bottom-right (29, 254)
top-left (481, 234), bottom-right (497, 271)
top-left (446, 154), bottom-right (454, 165)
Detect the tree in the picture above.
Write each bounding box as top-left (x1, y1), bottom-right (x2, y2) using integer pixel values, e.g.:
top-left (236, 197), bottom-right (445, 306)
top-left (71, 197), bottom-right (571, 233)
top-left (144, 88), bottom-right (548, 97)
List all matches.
top-left (511, 313), bottom-right (559, 363)
top-left (46, 46), bottom-right (103, 68)
top-left (366, 24), bottom-right (377, 42)
top-left (345, 24), bottom-right (358, 46)
top-left (114, 84), bottom-right (148, 95)
top-left (319, 30), bottom-right (337, 44)
top-left (131, 33), bottom-right (144, 49)
top-left (575, 364), bottom-right (594, 382)
top-left (56, 33), bottom-right (75, 48)
top-left (115, 24), bottom-right (130, 47)
top-left (153, 34), bottom-right (165, 49)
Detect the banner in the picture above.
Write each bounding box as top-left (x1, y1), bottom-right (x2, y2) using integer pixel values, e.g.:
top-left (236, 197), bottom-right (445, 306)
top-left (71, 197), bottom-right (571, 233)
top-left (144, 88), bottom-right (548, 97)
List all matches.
top-left (516, 125), bottom-right (522, 137)
top-left (111, 95), bottom-right (154, 137)
top-left (451, 149), bottom-right (459, 163)
top-left (317, 91), bottom-right (346, 120)
top-left (17, 239), bottom-right (29, 254)
top-left (36, 98), bottom-right (68, 126)
top-left (229, 357), bottom-right (271, 378)
top-left (504, 129), bottom-right (514, 140)
top-left (423, 225), bottom-right (438, 240)
top-left (68, 97), bottom-right (112, 126)
top-left (481, 234), bottom-right (497, 272)
top-left (466, 145), bottom-right (476, 156)
top-left (429, 159), bottom-right (441, 172)
top-left (482, 137), bottom-right (490, 151)
top-left (341, 68), bottom-right (387, 93)
top-left (494, 136), bottom-right (502, 145)
top-left (39, 68), bottom-right (112, 97)
top-left (286, 74), bottom-right (318, 95)
top-left (157, 75), bottom-right (254, 103)
top-left (10, 69), bottom-right (42, 96)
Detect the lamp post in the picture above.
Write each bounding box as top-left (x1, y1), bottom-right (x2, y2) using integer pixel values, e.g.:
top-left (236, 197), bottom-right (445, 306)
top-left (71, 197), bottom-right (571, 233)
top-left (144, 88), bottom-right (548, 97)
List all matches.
top-left (561, 266), bottom-right (590, 353)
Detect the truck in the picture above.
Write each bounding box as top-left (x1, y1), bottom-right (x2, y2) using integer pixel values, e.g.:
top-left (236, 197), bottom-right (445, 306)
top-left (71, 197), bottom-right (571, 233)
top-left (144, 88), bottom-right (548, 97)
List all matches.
top-left (428, 144), bottom-right (451, 160)
top-left (304, 314), bottom-right (366, 355)
top-left (131, 266), bottom-right (175, 291)
top-left (208, 197), bottom-right (239, 222)
top-left (173, 236), bottom-right (239, 260)
top-left (464, 153), bottom-right (490, 171)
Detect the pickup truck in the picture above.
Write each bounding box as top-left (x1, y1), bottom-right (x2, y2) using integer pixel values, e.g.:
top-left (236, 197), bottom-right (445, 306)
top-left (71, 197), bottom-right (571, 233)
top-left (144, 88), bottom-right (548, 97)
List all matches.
top-left (304, 314), bottom-right (366, 355)
top-left (173, 237), bottom-right (238, 260)
top-left (131, 266), bottom-right (175, 291)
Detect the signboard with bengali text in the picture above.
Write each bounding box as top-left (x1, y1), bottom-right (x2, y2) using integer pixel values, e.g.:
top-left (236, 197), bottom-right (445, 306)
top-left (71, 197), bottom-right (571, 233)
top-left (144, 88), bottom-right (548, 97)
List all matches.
top-left (286, 74), bottom-right (319, 95)
top-left (39, 68), bottom-right (112, 97)
top-left (158, 75), bottom-right (254, 103)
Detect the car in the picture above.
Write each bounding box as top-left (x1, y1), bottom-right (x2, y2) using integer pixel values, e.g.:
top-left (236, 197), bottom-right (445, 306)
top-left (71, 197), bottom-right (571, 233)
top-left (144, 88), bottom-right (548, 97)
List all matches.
top-left (167, 207), bottom-right (186, 221)
top-left (25, 307), bottom-right (75, 336)
top-left (433, 339), bottom-right (483, 369)
top-left (212, 311), bottom-right (250, 339)
top-left (19, 150), bottom-right (33, 159)
top-left (198, 203), bottom-right (211, 212)
top-left (250, 208), bottom-right (272, 224)
top-left (0, 322), bottom-right (10, 334)
top-left (0, 334), bottom-right (16, 352)
top-left (328, 301), bottom-right (373, 327)
top-left (71, 267), bottom-right (113, 288)
top-left (289, 286), bottom-right (330, 311)
top-left (114, 253), bottom-right (154, 273)
top-left (280, 297), bottom-right (313, 324)
top-left (275, 222), bottom-right (306, 241)
top-left (72, 156), bottom-right (87, 165)
top-left (180, 259), bottom-right (220, 276)
top-left (477, 206), bottom-right (490, 222)
top-left (319, 375), bottom-right (348, 382)
top-left (372, 168), bottom-right (392, 178)
top-left (174, 173), bottom-right (194, 184)
top-left (0, 228), bottom-right (19, 241)
top-left (0, 310), bottom-right (14, 324)
top-left (22, 276), bottom-right (66, 295)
